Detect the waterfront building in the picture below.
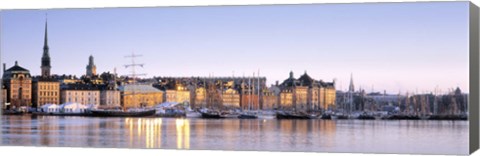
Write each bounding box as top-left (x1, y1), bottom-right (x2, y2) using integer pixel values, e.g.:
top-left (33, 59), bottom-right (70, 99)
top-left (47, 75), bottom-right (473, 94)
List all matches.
top-left (32, 77), bottom-right (60, 107)
top-left (2, 85), bottom-right (7, 109)
top-left (99, 84), bottom-right (121, 106)
top-left (60, 84), bottom-right (100, 105)
top-left (176, 84), bottom-right (191, 104)
top-left (165, 89), bottom-right (177, 102)
top-left (100, 89), bottom-right (120, 106)
top-left (2, 61), bottom-right (32, 109)
top-left (86, 55), bottom-right (97, 77)
top-left (280, 89), bottom-right (294, 109)
top-left (262, 89), bottom-right (277, 110)
top-left (194, 87), bottom-right (207, 108)
top-left (222, 88), bottom-right (240, 108)
top-left (119, 84), bottom-right (164, 108)
top-left (278, 71), bottom-right (336, 111)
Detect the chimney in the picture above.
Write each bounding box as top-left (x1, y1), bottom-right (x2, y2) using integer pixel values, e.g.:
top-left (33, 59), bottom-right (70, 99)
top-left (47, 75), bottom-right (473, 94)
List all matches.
top-left (275, 81), bottom-right (279, 86)
top-left (3, 63), bottom-right (5, 72)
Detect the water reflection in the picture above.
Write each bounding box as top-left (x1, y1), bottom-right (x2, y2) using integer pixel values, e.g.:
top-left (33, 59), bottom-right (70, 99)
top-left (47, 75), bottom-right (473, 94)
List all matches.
top-left (124, 118), bottom-right (164, 148)
top-left (1, 116), bottom-right (469, 155)
top-left (176, 119), bottom-right (190, 149)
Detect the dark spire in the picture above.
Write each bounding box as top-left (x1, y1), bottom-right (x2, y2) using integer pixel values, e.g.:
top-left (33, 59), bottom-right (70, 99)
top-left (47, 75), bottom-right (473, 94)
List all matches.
top-left (41, 14), bottom-right (51, 77)
top-left (44, 17), bottom-right (48, 50)
top-left (349, 73), bottom-right (355, 92)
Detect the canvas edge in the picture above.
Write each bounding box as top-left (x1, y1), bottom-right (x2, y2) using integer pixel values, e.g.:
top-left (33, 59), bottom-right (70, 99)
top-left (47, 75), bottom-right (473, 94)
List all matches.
top-left (469, 1), bottom-right (480, 155)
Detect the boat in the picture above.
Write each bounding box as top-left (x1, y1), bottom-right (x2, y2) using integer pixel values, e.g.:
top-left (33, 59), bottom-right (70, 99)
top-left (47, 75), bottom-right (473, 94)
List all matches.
top-left (91, 109), bottom-right (156, 117)
top-left (221, 111), bottom-right (240, 118)
top-left (2, 109), bottom-right (27, 115)
top-left (276, 111), bottom-right (316, 119)
top-left (257, 110), bottom-right (276, 119)
top-left (331, 112), bottom-right (349, 120)
top-left (358, 114), bottom-right (375, 120)
top-left (200, 110), bottom-right (223, 119)
top-left (186, 111), bottom-right (202, 118)
top-left (238, 112), bottom-right (257, 119)
top-left (321, 114), bottom-right (331, 119)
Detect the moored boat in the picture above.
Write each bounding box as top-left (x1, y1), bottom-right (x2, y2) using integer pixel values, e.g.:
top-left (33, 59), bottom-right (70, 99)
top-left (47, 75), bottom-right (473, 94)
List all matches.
top-left (90, 109), bottom-right (156, 117)
top-left (200, 111), bottom-right (223, 119)
top-left (238, 112), bottom-right (257, 119)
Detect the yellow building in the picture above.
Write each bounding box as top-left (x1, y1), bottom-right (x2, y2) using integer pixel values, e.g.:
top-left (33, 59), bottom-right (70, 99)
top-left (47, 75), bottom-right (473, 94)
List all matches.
top-left (165, 90), bottom-right (177, 102)
top-left (60, 84), bottom-right (100, 105)
top-left (262, 90), bottom-right (277, 110)
top-left (279, 71), bottom-right (336, 111)
top-left (2, 61), bottom-right (32, 109)
top-left (120, 84), bottom-right (164, 108)
top-left (176, 85), bottom-right (190, 104)
top-left (295, 86), bottom-right (308, 110)
top-left (324, 85), bottom-right (336, 109)
top-left (194, 87), bottom-right (207, 108)
top-left (280, 89), bottom-right (294, 109)
top-left (32, 79), bottom-right (60, 107)
top-left (222, 88), bottom-right (240, 108)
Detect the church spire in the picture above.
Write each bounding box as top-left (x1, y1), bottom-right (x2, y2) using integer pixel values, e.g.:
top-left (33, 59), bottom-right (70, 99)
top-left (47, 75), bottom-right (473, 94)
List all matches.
top-left (44, 17), bottom-right (48, 50)
top-left (41, 15), bottom-right (51, 77)
top-left (348, 73), bottom-right (355, 92)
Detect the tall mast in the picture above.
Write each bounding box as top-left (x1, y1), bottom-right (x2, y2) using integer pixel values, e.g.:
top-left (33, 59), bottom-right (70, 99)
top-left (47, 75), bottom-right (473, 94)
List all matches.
top-left (124, 52), bottom-right (145, 108)
top-left (257, 69), bottom-right (260, 111)
top-left (249, 73), bottom-right (252, 111)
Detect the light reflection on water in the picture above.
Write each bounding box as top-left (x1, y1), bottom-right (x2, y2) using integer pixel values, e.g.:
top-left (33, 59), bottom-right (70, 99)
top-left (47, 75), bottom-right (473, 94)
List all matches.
top-left (1, 115), bottom-right (468, 155)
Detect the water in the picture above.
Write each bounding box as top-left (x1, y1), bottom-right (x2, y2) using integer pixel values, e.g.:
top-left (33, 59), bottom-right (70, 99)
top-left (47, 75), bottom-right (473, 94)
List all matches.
top-left (0, 115), bottom-right (468, 155)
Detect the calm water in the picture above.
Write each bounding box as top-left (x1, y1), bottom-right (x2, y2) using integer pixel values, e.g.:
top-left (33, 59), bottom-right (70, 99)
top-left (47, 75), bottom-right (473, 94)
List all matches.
top-left (0, 115), bottom-right (468, 155)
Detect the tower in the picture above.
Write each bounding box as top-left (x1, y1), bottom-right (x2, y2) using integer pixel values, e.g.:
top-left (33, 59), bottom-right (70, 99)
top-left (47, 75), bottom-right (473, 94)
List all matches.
top-left (41, 18), bottom-right (51, 77)
top-left (86, 55), bottom-right (97, 77)
top-left (348, 73), bottom-right (355, 92)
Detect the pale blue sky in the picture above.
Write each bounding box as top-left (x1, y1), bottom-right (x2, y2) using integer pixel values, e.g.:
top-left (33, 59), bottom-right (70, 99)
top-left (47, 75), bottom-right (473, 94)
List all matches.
top-left (0, 2), bottom-right (470, 94)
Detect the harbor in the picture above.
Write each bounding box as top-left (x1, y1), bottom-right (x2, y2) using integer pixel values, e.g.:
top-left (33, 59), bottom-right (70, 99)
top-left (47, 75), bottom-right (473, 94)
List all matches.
top-left (0, 115), bottom-right (468, 155)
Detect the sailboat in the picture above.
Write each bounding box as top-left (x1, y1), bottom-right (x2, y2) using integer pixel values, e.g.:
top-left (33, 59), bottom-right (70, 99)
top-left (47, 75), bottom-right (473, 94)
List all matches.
top-left (238, 72), bottom-right (258, 119)
top-left (90, 53), bottom-right (155, 117)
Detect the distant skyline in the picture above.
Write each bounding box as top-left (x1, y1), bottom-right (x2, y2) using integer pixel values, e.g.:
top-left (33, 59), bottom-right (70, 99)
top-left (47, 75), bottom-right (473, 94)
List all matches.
top-left (0, 2), bottom-right (469, 94)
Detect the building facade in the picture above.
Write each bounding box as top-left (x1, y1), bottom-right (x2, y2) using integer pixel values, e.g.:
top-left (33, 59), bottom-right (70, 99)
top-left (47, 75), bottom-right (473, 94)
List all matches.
top-left (222, 88), bottom-right (240, 108)
top-left (120, 84), bottom-right (164, 108)
top-left (176, 85), bottom-right (191, 104)
top-left (165, 90), bottom-right (177, 102)
top-left (32, 79), bottom-right (60, 107)
top-left (194, 87), bottom-right (207, 108)
top-left (262, 90), bottom-right (277, 110)
top-left (278, 71), bottom-right (336, 111)
top-left (60, 84), bottom-right (100, 105)
top-left (100, 90), bottom-right (121, 106)
top-left (2, 61), bottom-right (32, 109)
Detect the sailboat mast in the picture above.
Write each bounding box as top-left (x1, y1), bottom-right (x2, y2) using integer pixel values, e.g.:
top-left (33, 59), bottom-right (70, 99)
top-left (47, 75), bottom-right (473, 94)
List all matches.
top-left (249, 74), bottom-right (252, 111)
top-left (124, 52), bottom-right (145, 109)
top-left (257, 69), bottom-right (260, 111)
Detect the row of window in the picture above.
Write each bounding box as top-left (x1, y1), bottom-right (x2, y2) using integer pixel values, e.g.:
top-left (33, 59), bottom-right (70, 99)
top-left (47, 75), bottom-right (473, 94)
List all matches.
top-left (39, 91), bottom-right (58, 96)
top-left (40, 84), bottom-right (59, 90)
top-left (67, 92), bottom-right (99, 96)
top-left (39, 98), bottom-right (58, 102)
top-left (68, 98), bottom-right (98, 102)
top-left (12, 95), bottom-right (30, 99)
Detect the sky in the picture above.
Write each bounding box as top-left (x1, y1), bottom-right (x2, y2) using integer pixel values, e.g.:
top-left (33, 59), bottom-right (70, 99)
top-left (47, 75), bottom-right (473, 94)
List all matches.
top-left (0, 2), bottom-right (470, 94)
